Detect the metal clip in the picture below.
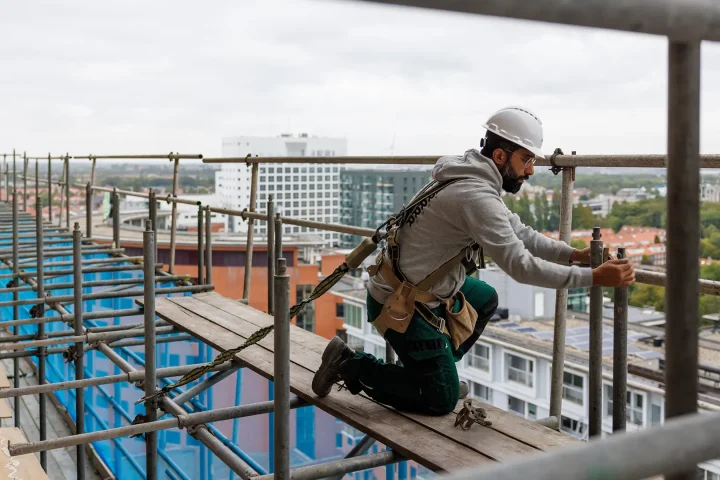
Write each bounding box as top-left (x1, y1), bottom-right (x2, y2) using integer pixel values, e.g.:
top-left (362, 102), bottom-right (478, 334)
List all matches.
top-left (62, 345), bottom-right (83, 364)
top-left (549, 147), bottom-right (564, 175)
top-left (129, 414), bottom-right (149, 438)
top-left (454, 398), bottom-right (492, 430)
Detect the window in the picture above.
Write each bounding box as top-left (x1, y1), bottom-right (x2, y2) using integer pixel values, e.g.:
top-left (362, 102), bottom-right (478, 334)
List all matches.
top-left (471, 382), bottom-right (492, 403)
top-left (345, 304), bottom-right (363, 329)
top-left (627, 390), bottom-right (644, 425)
top-left (560, 416), bottom-right (587, 439)
top-left (335, 303), bottom-right (344, 317)
top-left (508, 396), bottom-right (525, 416)
top-left (506, 353), bottom-right (534, 387)
top-left (563, 371), bottom-right (584, 405)
top-left (528, 403), bottom-right (537, 420)
top-left (467, 343), bottom-right (490, 372)
top-left (605, 384), bottom-right (614, 417)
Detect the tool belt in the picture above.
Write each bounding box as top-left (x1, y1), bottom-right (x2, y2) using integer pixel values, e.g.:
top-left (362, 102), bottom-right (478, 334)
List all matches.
top-left (369, 253), bottom-right (479, 351)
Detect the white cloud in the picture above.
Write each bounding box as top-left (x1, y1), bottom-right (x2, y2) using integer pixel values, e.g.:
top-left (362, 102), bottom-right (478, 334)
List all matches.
top-left (1, 0), bottom-right (719, 160)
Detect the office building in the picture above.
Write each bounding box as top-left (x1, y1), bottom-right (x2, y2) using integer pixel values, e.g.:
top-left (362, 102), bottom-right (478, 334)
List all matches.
top-left (339, 167), bottom-right (432, 247)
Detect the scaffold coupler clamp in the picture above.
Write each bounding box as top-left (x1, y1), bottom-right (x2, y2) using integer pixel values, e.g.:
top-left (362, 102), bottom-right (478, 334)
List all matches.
top-left (454, 398), bottom-right (492, 430)
top-left (5, 279), bottom-right (16, 289)
top-left (130, 413), bottom-right (150, 437)
top-left (245, 152), bottom-right (252, 168)
top-left (549, 148), bottom-right (564, 176)
top-left (63, 345), bottom-right (83, 364)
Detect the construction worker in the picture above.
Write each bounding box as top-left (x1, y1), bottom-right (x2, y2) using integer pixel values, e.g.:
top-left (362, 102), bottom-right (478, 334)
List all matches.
top-left (312, 106), bottom-right (635, 415)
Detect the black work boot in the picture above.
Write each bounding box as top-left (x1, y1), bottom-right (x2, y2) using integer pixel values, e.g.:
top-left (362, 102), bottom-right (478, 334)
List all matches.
top-left (312, 337), bottom-right (355, 397)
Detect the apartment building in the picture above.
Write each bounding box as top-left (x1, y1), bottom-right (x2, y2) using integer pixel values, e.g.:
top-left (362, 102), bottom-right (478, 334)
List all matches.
top-left (216, 133), bottom-right (347, 245)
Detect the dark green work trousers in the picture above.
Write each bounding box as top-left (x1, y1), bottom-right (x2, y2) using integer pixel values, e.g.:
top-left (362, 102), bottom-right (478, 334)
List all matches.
top-left (342, 276), bottom-right (498, 415)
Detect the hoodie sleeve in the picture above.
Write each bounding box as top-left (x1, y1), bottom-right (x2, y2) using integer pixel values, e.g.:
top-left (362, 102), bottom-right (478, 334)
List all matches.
top-left (458, 189), bottom-right (593, 289)
top-left (505, 206), bottom-right (576, 264)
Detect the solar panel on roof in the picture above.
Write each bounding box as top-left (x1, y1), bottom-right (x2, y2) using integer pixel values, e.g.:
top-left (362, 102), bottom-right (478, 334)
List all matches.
top-left (567, 327), bottom-right (589, 335)
top-left (628, 334), bottom-right (649, 342)
top-left (568, 334), bottom-right (590, 343)
top-left (515, 327), bottom-right (537, 333)
top-left (602, 347), bottom-right (614, 355)
top-left (532, 332), bottom-right (554, 340)
top-left (497, 322), bottom-right (518, 328)
top-left (627, 346), bottom-right (643, 353)
top-left (572, 342), bottom-right (590, 350)
top-left (634, 351), bottom-right (663, 360)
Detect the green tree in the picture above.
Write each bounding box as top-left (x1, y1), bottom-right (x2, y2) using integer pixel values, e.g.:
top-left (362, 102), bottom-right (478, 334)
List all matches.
top-left (534, 194), bottom-right (550, 232)
top-left (641, 254), bottom-right (652, 265)
top-left (517, 194), bottom-right (534, 228)
top-left (628, 284), bottom-right (665, 312)
top-left (572, 205), bottom-right (596, 229)
top-left (570, 238), bottom-right (588, 250)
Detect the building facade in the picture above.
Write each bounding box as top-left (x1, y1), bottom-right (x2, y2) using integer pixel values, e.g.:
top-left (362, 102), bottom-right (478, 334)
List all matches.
top-left (216, 133), bottom-right (347, 246)
top-left (339, 167), bottom-right (432, 248)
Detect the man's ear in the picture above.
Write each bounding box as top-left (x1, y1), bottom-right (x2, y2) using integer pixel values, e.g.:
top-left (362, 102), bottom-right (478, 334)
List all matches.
top-left (492, 148), bottom-right (506, 167)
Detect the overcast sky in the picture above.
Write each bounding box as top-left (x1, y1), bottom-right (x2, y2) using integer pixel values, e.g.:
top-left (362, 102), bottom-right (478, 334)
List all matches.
top-left (2, 0), bottom-right (720, 160)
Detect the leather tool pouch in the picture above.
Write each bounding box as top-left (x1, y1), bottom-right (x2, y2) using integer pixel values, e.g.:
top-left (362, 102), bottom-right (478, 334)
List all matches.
top-left (373, 282), bottom-right (417, 335)
top-left (444, 292), bottom-right (479, 351)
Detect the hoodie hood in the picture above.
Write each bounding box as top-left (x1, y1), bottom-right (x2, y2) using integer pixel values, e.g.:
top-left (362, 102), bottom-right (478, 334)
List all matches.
top-left (432, 149), bottom-right (503, 195)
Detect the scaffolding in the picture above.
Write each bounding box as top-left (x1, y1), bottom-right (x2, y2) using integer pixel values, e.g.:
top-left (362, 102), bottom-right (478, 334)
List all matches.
top-left (0, 0), bottom-right (719, 478)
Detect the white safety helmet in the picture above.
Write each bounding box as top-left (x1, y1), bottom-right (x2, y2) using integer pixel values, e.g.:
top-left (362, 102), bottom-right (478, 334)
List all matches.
top-left (482, 106), bottom-right (544, 158)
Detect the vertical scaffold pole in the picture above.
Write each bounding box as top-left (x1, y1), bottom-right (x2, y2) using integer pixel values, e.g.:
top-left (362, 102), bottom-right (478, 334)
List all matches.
top-left (35, 197), bottom-right (47, 471)
top-left (48, 156), bottom-right (52, 224)
top-left (73, 223), bottom-right (86, 480)
top-left (65, 154), bottom-right (70, 230)
top-left (149, 189), bottom-right (158, 262)
top-left (274, 257), bottom-right (290, 480)
top-left (169, 156), bottom-right (180, 274)
top-left (58, 159), bottom-right (66, 228)
top-left (197, 203), bottom-right (204, 285)
top-left (589, 227), bottom-right (604, 438)
top-left (274, 213), bottom-right (282, 268)
top-left (12, 191), bottom-right (19, 428)
top-left (613, 247), bottom-right (628, 432)
top-left (85, 183), bottom-right (92, 239)
top-left (243, 162), bottom-right (259, 301)
top-left (35, 158), bottom-right (39, 202)
top-left (550, 163), bottom-right (575, 421)
top-left (23, 151), bottom-right (27, 211)
top-left (2, 154), bottom-right (5, 202)
top-left (267, 194), bottom-right (275, 315)
top-left (665, 40), bottom-right (701, 480)
top-left (12, 150), bottom-right (16, 201)
top-left (89, 155), bottom-right (97, 186)
top-left (112, 188), bottom-right (120, 250)
top-left (206, 206), bottom-right (213, 286)
top-left (143, 219), bottom-right (158, 480)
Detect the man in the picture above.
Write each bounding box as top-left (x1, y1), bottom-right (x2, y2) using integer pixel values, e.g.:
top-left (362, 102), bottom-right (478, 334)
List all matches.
top-left (312, 106), bottom-right (635, 415)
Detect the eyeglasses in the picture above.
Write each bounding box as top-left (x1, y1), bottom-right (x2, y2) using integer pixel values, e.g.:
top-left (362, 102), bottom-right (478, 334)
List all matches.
top-left (503, 149), bottom-right (540, 169)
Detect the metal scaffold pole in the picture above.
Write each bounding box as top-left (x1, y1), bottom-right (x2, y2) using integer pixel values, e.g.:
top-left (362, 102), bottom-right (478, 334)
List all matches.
top-left (47, 155), bottom-right (52, 224)
top-left (589, 227), bottom-right (603, 438)
top-left (205, 205), bottom-right (212, 285)
top-left (169, 156), bottom-right (179, 273)
top-left (613, 247), bottom-right (628, 432)
top-left (12, 190), bottom-right (20, 428)
top-left (665, 39), bottom-right (702, 480)
top-left (549, 161), bottom-right (574, 421)
top-left (243, 162), bottom-right (259, 301)
top-left (267, 194), bottom-right (275, 315)
top-left (112, 188), bottom-right (120, 249)
top-left (274, 257), bottom-right (290, 480)
top-left (35, 197), bottom-right (47, 470)
top-left (197, 203), bottom-right (204, 285)
top-left (144, 220), bottom-right (158, 480)
top-left (22, 151), bottom-right (27, 211)
top-left (65, 154), bottom-right (70, 230)
top-left (85, 183), bottom-right (92, 238)
top-left (58, 159), bottom-right (65, 228)
top-left (73, 223), bottom-right (86, 480)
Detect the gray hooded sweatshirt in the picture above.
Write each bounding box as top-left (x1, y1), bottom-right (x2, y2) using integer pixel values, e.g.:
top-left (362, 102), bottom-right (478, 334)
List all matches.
top-left (367, 149), bottom-right (594, 305)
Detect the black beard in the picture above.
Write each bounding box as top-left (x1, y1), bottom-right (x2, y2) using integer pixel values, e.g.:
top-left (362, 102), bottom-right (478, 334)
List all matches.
top-left (501, 163), bottom-right (524, 194)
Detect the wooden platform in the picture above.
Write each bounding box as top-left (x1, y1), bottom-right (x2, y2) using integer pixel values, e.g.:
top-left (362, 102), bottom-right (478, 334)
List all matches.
top-left (0, 364), bottom-right (9, 390)
top-left (141, 292), bottom-right (579, 473)
top-left (0, 427), bottom-right (48, 479)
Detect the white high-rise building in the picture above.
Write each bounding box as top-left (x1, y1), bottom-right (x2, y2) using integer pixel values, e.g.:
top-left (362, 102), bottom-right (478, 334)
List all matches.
top-left (216, 133), bottom-right (347, 245)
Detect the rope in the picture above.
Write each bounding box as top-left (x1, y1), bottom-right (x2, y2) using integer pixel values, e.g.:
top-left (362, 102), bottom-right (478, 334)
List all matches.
top-left (289, 262), bottom-right (349, 319)
top-left (136, 324), bottom-right (274, 404)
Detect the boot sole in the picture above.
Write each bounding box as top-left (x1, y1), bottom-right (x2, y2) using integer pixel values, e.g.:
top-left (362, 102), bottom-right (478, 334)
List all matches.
top-left (313, 337), bottom-right (347, 397)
